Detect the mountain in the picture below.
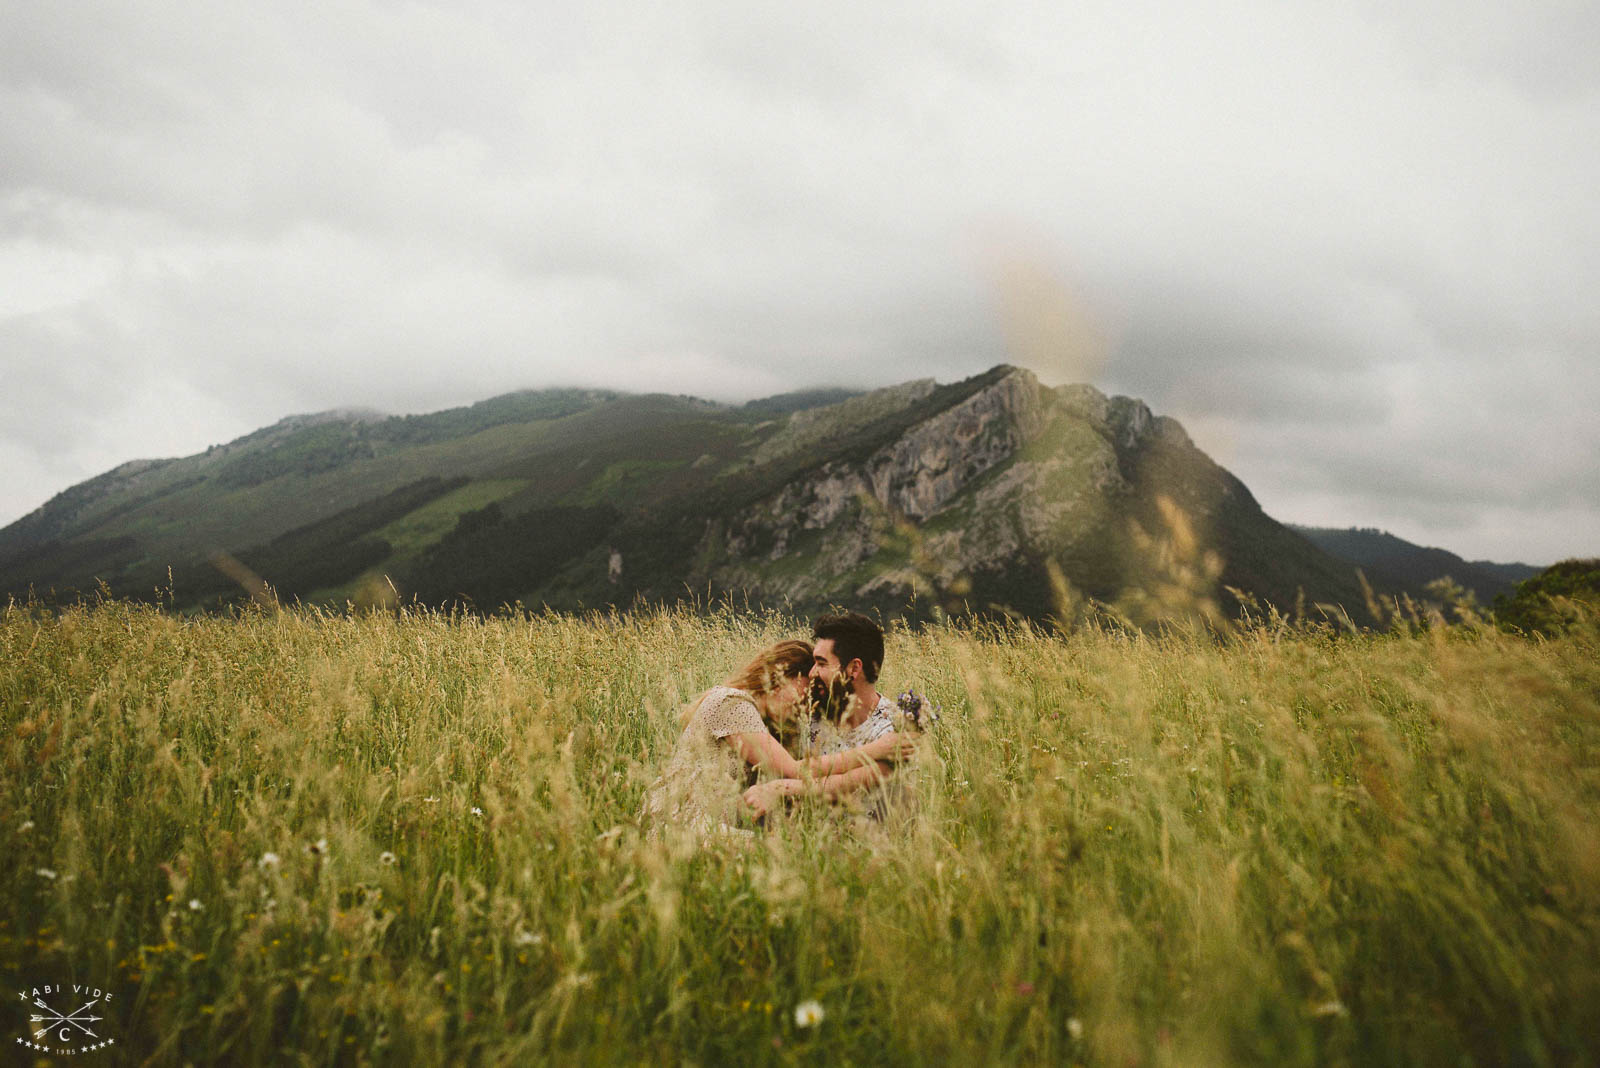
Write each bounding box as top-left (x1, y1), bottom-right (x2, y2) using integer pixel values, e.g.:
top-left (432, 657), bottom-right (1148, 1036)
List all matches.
top-left (1289, 526), bottom-right (1541, 605)
top-left (2, 366), bottom-right (1383, 624)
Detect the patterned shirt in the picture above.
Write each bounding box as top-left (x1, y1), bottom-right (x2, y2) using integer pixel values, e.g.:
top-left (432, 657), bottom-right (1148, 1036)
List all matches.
top-left (810, 693), bottom-right (907, 821)
top-left (811, 694), bottom-right (897, 755)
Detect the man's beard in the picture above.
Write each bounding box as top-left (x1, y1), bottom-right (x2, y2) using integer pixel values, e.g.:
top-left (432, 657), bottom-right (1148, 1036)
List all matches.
top-left (810, 675), bottom-right (852, 723)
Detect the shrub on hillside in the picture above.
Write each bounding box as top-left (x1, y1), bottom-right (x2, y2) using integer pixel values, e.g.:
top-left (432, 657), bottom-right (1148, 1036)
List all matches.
top-left (1493, 557), bottom-right (1600, 636)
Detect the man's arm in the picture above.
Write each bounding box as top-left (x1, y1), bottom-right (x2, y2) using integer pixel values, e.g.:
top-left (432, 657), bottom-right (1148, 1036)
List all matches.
top-left (726, 730), bottom-right (913, 779)
top-left (741, 760), bottom-right (898, 819)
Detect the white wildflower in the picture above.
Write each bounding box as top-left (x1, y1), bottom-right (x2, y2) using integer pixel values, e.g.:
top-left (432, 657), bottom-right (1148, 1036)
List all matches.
top-left (307, 838), bottom-right (328, 856)
top-left (188, 898), bottom-right (203, 911)
top-left (1311, 1000), bottom-right (1349, 1018)
top-left (379, 851), bottom-right (397, 866)
top-left (423, 796), bottom-right (440, 804)
top-left (471, 807), bottom-right (484, 817)
top-left (19, 820), bottom-right (34, 832)
top-left (1067, 1017), bottom-right (1084, 1040)
top-left (794, 999), bottom-right (825, 1028)
top-left (514, 929), bottom-right (544, 947)
top-left (36, 868), bottom-right (57, 881)
top-left (258, 852), bottom-right (281, 870)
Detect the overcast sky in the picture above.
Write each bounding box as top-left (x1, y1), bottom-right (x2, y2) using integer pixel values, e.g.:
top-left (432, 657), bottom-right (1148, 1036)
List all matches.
top-left (3, 1), bottom-right (1597, 564)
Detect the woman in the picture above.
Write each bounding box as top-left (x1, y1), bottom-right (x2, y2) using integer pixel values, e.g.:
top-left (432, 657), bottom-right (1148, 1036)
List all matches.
top-left (642, 640), bottom-right (914, 836)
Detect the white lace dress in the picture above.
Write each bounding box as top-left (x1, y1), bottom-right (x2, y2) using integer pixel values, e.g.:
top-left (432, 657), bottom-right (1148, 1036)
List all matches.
top-left (642, 686), bottom-right (768, 837)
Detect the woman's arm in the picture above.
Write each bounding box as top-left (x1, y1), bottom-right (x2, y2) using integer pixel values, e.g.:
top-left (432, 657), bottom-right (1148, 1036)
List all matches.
top-left (741, 761), bottom-right (894, 819)
top-left (725, 730), bottom-right (913, 779)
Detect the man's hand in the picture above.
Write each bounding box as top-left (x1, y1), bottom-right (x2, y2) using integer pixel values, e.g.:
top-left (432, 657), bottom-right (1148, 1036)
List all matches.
top-left (742, 780), bottom-right (792, 822)
top-left (864, 732), bottom-right (919, 764)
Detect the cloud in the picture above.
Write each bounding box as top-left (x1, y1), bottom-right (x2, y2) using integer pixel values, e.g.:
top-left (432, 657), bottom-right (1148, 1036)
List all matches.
top-left (0, 0), bottom-right (1596, 563)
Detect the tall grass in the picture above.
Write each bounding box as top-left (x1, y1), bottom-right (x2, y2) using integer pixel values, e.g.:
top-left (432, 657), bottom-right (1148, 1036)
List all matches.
top-left (3, 599), bottom-right (1597, 1064)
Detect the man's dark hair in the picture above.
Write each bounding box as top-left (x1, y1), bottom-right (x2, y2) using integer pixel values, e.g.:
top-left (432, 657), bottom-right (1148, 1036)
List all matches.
top-left (811, 611), bottom-right (885, 684)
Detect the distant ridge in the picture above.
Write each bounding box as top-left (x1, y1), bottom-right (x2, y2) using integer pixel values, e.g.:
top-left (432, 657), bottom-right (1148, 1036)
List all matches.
top-left (1289, 526), bottom-right (1540, 604)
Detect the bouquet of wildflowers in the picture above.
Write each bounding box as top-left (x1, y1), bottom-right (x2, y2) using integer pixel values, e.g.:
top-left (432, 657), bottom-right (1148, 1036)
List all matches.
top-left (892, 689), bottom-right (940, 734)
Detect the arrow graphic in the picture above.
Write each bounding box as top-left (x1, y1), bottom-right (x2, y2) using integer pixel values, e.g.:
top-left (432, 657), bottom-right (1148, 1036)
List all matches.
top-left (30, 997), bottom-right (102, 1041)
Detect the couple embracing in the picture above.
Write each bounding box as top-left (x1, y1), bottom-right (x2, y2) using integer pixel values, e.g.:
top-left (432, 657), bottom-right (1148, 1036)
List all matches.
top-left (643, 612), bottom-right (919, 838)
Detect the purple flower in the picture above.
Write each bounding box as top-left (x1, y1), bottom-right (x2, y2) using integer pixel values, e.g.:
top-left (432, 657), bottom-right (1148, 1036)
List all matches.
top-left (895, 690), bottom-right (940, 730)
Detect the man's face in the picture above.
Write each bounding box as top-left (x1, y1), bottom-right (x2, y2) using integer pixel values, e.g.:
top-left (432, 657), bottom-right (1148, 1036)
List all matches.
top-left (809, 638), bottom-right (855, 720)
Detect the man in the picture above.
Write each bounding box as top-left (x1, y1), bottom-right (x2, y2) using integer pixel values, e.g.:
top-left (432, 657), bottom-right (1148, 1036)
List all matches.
top-left (807, 611), bottom-right (897, 755)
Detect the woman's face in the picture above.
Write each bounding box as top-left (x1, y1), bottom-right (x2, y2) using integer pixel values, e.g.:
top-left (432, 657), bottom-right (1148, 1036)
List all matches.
top-left (766, 672), bottom-right (809, 723)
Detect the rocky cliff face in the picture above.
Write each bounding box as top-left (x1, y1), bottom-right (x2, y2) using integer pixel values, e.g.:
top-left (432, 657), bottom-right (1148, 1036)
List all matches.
top-left (693, 366), bottom-right (1257, 615)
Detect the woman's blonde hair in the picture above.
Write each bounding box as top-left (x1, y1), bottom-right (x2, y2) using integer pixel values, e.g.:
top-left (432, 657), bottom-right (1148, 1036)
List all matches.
top-left (679, 640), bottom-right (814, 728)
top-left (726, 639), bottom-right (814, 696)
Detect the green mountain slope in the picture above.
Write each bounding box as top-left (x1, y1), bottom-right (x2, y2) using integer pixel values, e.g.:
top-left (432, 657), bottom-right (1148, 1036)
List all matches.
top-left (3, 367), bottom-right (1400, 624)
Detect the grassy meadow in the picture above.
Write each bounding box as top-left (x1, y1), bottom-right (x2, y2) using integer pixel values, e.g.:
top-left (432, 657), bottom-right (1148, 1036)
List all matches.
top-left (3, 598), bottom-right (1598, 1065)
